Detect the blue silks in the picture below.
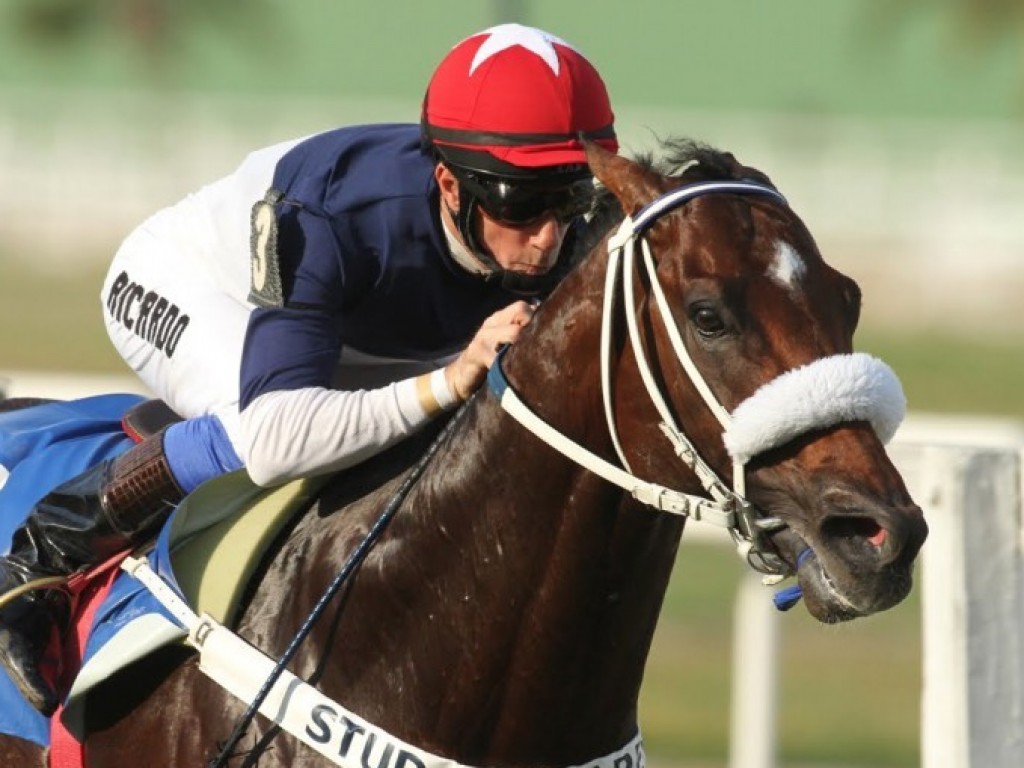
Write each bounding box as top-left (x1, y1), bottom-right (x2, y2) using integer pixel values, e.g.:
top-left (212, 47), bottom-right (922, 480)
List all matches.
top-left (0, 395), bottom-right (141, 745)
top-left (0, 396), bottom-right (144, 547)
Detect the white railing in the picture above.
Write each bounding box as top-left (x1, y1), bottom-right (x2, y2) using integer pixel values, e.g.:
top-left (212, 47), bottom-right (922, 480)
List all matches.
top-left (906, 442), bottom-right (1024, 768)
top-left (0, 370), bottom-right (150, 401)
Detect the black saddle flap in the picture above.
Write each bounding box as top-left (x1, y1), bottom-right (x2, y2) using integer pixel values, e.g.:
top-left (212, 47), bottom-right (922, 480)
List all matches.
top-left (122, 399), bottom-right (183, 442)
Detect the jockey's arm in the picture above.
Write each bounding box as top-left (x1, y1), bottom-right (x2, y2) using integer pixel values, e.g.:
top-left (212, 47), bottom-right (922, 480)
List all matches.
top-left (233, 299), bottom-right (533, 488)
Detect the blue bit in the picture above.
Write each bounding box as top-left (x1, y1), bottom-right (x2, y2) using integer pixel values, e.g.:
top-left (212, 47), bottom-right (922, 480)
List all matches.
top-left (773, 584), bottom-right (803, 611)
top-left (772, 548), bottom-right (814, 611)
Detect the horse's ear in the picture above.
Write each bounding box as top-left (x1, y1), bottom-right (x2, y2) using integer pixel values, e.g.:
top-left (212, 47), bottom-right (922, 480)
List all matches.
top-left (720, 150), bottom-right (775, 188)
top-left (584, 140), bottom-right (663, 216)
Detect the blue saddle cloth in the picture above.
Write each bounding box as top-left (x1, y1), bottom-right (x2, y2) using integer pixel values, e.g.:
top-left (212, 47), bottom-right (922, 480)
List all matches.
top-left (0, 395), bottom-right (184, 746)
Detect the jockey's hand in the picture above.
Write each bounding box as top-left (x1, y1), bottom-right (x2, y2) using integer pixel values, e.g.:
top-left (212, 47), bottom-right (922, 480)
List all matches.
top-left (445, 300), bottom-right (536, 402)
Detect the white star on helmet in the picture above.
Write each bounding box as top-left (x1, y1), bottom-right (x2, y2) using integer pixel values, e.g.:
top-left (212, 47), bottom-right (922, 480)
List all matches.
top-left (468, 23), bottom-right (579, 76)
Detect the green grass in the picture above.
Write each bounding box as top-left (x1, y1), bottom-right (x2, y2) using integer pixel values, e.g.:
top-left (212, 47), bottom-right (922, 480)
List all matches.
top-left (857, 330), bottom-right (1024, 420)
top-left (4, 261), bottom-right (1024, 423)
top-left (642, 546), bottom-right (922, 767)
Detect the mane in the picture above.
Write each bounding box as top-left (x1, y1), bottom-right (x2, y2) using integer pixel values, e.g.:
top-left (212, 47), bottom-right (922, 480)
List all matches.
top-left (569, 137), bottom-right (777, 264)
top-left (623, 137), bottom-right (778, 193)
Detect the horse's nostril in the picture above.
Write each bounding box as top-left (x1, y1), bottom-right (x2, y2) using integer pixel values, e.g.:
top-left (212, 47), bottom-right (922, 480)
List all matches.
top-left (821, 516), bottom-right (886, 550)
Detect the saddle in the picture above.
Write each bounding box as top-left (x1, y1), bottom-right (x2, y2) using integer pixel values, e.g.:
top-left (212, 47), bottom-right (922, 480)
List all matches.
top-left (61, 400), bottom-right (331, 728)
top-left (0, 396), bottom-right (329, 746)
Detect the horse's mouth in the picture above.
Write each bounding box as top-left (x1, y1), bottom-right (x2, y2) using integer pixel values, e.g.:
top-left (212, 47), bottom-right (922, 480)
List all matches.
top-left (794, 551), bottom-right (864, 622)
top-left (784, 537), bottom-right (915, 624)
top-left (754, 486), bottom-right (925, 624)
top-left (761, 517), bottom-right (910, 623)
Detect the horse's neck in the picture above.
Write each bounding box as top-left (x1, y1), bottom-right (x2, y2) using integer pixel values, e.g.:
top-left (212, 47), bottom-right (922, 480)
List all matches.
top-left (283, 260), bottom-right (684, 763)
top-left (337, 406), bottom-right (682, 760)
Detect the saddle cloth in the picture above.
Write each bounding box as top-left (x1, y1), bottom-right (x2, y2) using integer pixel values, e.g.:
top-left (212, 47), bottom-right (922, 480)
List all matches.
top-left (0, 395), bottom-right (326, 746)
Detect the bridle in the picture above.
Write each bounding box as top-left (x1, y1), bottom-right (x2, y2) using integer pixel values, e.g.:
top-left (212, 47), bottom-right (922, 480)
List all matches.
top-left (490, 176), bottom-right (906, 580)
top-left (602, 180), bottom-right (795, 573)
top-left (488, 179), bottom-right (793, 575)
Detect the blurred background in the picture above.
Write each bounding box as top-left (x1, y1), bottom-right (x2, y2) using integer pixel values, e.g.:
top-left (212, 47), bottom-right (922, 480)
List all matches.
top-left (1, 1), bottom-right (1022, 766)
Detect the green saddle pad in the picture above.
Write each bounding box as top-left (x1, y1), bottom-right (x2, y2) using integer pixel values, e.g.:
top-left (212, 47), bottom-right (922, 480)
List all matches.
top-left (168, 469), bottom-right (330, 626)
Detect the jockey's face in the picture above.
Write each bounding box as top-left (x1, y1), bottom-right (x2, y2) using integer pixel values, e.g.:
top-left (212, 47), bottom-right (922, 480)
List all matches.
top-left (474, 206), bottom-right (566, 276)
top-left (435, 163), bottom-right (566, 276)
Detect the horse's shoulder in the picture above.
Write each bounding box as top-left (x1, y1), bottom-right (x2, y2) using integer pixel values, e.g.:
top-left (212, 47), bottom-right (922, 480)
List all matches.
top-left (315, 414), bottom-right (455, 519)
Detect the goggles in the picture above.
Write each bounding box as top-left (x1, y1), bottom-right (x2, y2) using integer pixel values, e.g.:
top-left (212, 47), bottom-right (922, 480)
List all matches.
top-left (456, 169), bottom-right (596, 227)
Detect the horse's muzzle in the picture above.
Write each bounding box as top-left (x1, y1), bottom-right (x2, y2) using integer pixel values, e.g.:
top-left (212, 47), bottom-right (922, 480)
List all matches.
top-left (799, 493), bottom-right (928, 622)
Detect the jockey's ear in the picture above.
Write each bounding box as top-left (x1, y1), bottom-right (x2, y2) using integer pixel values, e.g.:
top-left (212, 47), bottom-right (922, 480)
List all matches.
top-left (584, 140), bottom-right (663, 219)
top-left (434, 164), bottom-right (461, 212)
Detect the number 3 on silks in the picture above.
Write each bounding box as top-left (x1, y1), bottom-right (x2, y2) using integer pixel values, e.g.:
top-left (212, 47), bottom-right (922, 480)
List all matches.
top-left (249, 188), bottom-right (286, 308)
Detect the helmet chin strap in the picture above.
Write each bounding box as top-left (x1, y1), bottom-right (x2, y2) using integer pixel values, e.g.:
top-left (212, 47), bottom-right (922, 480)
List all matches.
top-left (443, 198), bottom-right (565, 297)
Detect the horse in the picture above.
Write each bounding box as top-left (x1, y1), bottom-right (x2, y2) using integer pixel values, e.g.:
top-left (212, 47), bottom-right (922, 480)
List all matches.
top-left (0, 138), bottom-right (927, 767)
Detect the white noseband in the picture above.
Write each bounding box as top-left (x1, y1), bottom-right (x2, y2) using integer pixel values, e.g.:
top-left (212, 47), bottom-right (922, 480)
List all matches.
top-left (723, 353), bottom-right (906, 465)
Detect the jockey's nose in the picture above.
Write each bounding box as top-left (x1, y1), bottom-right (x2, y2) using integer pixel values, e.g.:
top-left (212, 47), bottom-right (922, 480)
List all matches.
top-left (528, 214), bottom-right (565, 251)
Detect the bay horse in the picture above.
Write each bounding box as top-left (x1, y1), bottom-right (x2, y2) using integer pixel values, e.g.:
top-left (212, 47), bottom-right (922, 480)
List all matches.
top-left (0, 138), bottom-right (927, 767)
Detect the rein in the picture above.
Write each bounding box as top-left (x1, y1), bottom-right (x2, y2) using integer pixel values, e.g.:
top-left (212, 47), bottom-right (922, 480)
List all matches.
top-left (124, 400), bottom-right (647, 768)
top-left (124, 554), bottom-right (645, 768)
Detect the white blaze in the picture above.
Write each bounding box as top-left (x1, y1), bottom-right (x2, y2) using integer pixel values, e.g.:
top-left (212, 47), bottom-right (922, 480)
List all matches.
top-left (767, 240), bottom-right (807, 292)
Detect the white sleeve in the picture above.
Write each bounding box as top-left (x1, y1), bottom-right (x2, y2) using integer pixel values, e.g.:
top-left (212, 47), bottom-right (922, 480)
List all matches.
top-left (237, 371), bottom-right (456, 487)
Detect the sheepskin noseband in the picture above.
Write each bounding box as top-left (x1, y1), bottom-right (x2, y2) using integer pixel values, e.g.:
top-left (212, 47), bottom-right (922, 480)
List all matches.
top-left (722, 353), bottom-right (906, 464)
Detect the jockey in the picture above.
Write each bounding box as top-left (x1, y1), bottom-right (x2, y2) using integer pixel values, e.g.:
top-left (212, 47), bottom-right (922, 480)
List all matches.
top-left (0, 23), bottom-right (618, 715)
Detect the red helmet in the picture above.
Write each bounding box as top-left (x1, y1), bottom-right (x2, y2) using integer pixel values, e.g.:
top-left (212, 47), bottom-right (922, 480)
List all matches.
top-left (422, 24), bottom-right (618, 177)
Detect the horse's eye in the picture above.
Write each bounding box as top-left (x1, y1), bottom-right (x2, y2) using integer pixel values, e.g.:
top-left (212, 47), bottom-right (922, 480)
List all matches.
top-left (690, 305), bottom-right (726, 337)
